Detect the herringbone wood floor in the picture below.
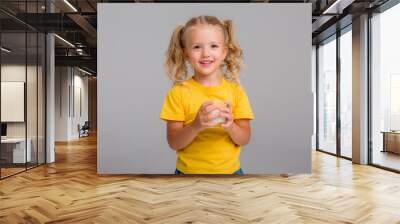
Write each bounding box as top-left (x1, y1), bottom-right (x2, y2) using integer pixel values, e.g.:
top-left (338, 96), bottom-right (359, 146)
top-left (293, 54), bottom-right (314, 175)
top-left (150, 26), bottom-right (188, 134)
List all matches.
top-left (1, 134), bottom-right (400, 224)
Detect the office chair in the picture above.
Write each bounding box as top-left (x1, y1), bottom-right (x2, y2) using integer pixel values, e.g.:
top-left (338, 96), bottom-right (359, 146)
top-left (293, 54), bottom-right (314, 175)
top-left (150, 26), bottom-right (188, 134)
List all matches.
top-left (79, 121), bottom-right (90, 138)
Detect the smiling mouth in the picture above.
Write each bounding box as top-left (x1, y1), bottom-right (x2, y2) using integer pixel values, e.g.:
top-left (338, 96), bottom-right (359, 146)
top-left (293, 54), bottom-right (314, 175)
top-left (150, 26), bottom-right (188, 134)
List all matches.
top-left (199, 60), bottom-right (214, 67)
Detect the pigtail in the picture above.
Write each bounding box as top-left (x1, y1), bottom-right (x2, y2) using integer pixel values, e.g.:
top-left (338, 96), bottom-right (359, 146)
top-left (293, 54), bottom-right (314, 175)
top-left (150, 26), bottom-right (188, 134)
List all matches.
top-left (165, 25), bottom-right (188, 84)
top-left (223, 20), bottom-right (243, 84)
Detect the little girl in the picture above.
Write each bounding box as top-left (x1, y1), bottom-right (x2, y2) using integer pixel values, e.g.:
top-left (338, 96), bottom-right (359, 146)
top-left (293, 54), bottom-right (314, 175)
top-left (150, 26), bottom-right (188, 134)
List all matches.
top-left (160, 15), bottom-right (254, 175)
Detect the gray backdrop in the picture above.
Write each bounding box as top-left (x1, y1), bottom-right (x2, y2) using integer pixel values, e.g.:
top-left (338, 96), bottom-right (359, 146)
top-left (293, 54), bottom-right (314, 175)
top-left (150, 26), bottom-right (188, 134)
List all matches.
top-left (98, 3), bottom-right (312, 174)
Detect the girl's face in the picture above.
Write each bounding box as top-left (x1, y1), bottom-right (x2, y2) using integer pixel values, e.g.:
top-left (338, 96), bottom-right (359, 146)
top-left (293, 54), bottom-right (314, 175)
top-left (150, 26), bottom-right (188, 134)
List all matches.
top-left (183, 24), bottom-right (227, 78)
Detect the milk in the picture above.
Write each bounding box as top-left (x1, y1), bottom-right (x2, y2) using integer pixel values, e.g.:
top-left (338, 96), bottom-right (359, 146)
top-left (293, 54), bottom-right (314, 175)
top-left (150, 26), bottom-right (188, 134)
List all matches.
top-left (208, 100), bottom-right (227, 124)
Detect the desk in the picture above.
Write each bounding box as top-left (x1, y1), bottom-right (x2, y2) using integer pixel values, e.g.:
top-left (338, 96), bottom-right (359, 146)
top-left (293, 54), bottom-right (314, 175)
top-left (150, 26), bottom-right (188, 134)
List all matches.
top-left (1, 138), bottom-right (31, 163)
top-left (381, 131), bottom-right (400, 154)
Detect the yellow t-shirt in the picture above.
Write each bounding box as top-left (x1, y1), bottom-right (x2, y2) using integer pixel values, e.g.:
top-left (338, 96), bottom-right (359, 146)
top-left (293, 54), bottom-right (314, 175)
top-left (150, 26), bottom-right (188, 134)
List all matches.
top-left (160, 77), bottom-right (254, 174)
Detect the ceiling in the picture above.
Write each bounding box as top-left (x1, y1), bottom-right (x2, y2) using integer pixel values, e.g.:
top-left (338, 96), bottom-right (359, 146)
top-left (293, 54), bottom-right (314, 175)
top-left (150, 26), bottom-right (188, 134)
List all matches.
top-left (0, 0), bottom-right (392, 75)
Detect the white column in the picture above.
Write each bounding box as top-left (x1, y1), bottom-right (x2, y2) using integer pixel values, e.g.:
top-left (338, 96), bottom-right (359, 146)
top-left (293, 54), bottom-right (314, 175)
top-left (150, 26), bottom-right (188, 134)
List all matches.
top-left (46, 32), bottom-right (55, 163)
top-left (45, 0), bottom-right (56, 163)
top-left (352, 14), bottom-right (369, 164)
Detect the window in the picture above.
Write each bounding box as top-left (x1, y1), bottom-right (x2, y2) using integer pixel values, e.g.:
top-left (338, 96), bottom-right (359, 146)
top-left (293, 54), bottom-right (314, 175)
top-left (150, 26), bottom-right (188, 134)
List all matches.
top-left (371, 3), bottom-right (400, 171)
top-left (318, 36), bottom-right (337, 155)
top-left (340, 28), bottom-right (352, 158)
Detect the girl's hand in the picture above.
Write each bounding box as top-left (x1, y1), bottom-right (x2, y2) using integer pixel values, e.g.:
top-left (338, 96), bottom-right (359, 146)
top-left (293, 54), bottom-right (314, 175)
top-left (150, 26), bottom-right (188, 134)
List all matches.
top-left (192, 101), bottom-right (223, 132)
top-left (220, 101), bottom-right (235, 131)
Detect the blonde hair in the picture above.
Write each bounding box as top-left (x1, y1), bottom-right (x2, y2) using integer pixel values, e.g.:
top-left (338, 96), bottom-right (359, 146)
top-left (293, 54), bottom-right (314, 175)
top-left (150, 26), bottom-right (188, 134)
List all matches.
top-left (165, 15), bottom-right (243, 84)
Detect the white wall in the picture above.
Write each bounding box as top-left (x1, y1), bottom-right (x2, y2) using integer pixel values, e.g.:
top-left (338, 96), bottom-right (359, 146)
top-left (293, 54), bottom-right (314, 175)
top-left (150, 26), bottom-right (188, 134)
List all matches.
top-left (1, 65), bottom-right (38, 138)
top-left (72, 73), bottom-right (89, 138)
top-left (1, 64), bottom-right (46, 164)
top-left (98, 4), bottom-right (312, 174)
top-left (55, 67), bottom-right (70, 141)
top-left (55, 67), bottom-right (89, 141)
top-left (1, 65), bottom-right (26, 132)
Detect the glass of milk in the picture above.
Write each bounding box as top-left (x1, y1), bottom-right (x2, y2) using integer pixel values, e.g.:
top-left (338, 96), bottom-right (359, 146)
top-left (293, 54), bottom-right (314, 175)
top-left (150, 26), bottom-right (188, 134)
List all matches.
top-left (209, 100), bottom-right (227, 124)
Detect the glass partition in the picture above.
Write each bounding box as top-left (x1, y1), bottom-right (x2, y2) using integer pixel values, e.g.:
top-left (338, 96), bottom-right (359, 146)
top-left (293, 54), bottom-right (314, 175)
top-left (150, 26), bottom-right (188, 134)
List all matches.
top-left (0, 1), bottom-right (46, 179)
top-left (38, 32), bottom-right (45, 165)
top-left (0, 31), bottom-right (28, 177)
top-left (27, 31), bottom-right (38, 169)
